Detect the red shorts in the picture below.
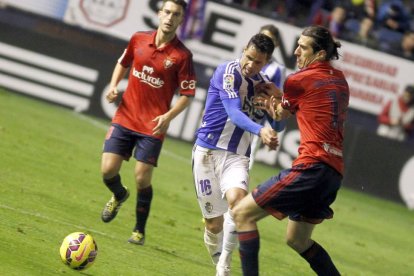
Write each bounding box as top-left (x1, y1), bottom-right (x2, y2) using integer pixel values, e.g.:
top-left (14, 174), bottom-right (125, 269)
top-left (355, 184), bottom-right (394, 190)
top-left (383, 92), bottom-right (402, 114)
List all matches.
top-left (252, 162), bottom-right (342, 224)
top-left (103, 124), bottom-right (162, 166)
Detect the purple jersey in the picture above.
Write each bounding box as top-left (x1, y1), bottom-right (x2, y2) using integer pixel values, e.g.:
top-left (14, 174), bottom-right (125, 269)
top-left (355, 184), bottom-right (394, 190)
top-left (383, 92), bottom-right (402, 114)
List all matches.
top-left (195, 59), bottom-right (268, 157)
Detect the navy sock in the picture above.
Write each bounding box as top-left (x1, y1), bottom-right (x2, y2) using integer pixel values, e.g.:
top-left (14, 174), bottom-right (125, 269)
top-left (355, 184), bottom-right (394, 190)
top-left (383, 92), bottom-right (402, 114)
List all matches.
top-left (134, 186), bottom-right (153, 234)
top-left (300, 241), bottom-right (340, 276)
top-left (238, 230), bottom-right (260, 276)
top-left (103, 174), bottom-right (127, 200)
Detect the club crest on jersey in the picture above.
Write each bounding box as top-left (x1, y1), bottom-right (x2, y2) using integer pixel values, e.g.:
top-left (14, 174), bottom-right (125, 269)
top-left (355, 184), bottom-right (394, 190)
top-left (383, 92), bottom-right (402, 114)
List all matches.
top-left (164, 58), bottom-right (174, 69)
top-left (205, 202), bottom-right (213, 213)
top-left (223, 74), bottom-right (234, 90)
top-left (282, 97), bottom-right (290, 107)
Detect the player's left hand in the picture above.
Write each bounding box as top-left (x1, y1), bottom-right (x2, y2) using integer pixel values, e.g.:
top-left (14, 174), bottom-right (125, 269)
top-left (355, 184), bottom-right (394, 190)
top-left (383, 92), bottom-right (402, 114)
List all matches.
top-left (152, 114), bottom-right (171, 135)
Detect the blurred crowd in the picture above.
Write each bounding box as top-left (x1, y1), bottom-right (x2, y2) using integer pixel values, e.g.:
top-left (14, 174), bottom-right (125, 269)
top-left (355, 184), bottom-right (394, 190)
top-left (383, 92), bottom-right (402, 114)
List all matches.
top-left (223, 0), bottom-right (414, 61)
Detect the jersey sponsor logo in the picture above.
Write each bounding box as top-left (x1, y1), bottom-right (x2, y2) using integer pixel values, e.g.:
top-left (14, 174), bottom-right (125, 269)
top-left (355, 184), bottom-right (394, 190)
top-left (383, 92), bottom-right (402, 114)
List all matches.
top-left (132, 66), bottom-right (164, 88)
top-left (181, 80), bottom-right (196, 90)
top-left (242, 95), bottom-right (265, 121)
top-left (142, 65), bottom-right (154, 74)
top-left (322, 143), bottom-right (343, 157)
top-left (223, 74), bottom-right (234, 90)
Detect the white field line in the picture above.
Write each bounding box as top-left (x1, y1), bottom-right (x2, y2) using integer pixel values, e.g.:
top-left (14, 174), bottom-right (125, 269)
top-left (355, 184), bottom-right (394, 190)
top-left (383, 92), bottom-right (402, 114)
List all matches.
top-left (74, 112), bottom-right (191, 164)
top-left (0, 203), bottom-right (116, 239)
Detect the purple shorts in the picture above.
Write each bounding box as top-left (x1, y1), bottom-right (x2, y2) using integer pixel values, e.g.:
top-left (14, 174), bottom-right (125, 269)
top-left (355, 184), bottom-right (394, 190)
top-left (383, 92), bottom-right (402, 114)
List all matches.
top-left (103, 124), bottom-right (162, 166)
top-left (252, 162), bottom-right (342, 224)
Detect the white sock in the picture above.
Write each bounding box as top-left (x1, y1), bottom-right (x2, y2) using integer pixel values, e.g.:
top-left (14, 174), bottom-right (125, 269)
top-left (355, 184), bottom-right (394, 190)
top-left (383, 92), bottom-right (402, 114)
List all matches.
top-left (204, 228), bottom-right (223, 265)
top-left (217, 210), bottom-right (238, 268)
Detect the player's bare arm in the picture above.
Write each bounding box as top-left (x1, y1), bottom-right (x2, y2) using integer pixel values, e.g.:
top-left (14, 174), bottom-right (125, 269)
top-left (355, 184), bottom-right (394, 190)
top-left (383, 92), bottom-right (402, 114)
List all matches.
top-left (106, 63), bottom-right (128, 103)
top-left (152, 95), bottom-right (191, 135)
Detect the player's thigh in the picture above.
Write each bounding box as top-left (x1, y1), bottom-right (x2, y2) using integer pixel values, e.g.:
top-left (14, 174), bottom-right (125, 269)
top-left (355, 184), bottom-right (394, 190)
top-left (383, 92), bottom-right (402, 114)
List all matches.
top-left (192, 146), bottom-right (227, 218)
top-left (233, 194), bottom-right (268, 226)
top-left (133, 134), bottom-right (163, 167)
top-left (103, 124), bottom-right (136, 160)
top-left (221, 151), bottom-right (250, 194)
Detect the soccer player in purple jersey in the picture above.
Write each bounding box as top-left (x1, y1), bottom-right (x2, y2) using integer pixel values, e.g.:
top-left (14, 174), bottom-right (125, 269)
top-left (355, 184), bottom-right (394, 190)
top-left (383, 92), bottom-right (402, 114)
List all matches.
top-left (233, 25), bottom-right (349, 275)
top-left (192, 33), bottom-right (284, 275)
top-left (250, 24), bottom-right (287, 170)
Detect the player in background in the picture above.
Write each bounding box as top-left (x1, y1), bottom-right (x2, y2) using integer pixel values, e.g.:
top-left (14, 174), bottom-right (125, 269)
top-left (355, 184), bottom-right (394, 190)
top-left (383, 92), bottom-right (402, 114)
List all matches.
top-left (233, 25), bottom-right (349, 275)
top-left (192, 33), bottom-right (284, 276)
top-left (249, 24), bottom-right (287, 170)
top-left (100, 0), bottom-right (196, 245)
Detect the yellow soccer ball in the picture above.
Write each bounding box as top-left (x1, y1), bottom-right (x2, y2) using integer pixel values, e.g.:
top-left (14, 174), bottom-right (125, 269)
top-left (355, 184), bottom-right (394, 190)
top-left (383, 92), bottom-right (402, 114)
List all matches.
top-left (59, 232), bottom-right (98, 270)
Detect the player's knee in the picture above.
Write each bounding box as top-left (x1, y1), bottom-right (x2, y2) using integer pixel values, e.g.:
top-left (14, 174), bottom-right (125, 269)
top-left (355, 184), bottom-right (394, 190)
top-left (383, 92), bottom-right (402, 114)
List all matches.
top-left (101, 165), bottom-right (118, 179)
top-left (134, 173), bottom-right (151, 188)
top-left (232, 206), bottom-right (250, 227)
top-left (285, 236), bottom-right (309, 253)
top-left (204, 217), bottom-right (223, 234)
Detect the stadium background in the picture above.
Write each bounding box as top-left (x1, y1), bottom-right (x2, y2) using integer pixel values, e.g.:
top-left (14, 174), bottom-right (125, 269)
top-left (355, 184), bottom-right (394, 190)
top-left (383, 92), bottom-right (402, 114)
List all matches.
top-left (1, 0), bottom-right (413, 209)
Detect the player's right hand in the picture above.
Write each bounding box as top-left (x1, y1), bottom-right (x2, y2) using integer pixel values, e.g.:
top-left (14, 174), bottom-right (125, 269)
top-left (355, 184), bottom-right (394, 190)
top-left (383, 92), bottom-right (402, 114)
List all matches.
top-left (105, 88), bottom-right (119, 103)
top-left (259, 127), bottom-right (279, 150)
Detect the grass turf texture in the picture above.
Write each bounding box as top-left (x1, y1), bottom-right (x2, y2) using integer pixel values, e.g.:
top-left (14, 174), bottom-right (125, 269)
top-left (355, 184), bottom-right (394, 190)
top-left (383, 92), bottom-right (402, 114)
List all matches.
top-left (0, 89), bottom-right (413, 275)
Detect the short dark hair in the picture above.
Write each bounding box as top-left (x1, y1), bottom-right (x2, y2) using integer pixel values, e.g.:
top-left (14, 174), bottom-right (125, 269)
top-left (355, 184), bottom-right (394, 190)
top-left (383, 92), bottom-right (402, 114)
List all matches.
top-left (405, 85), bottom-right (414, 105)
top-left (406, 85), bottom-right (414, 96)
top-left (259, 24), bottom-right (280, 47)
top-left (302, 25), bottom-right (341, 60)
top-left (161, 0), bottom-right (187, 11)
top-left (247, 33), bottom-right (275, 60)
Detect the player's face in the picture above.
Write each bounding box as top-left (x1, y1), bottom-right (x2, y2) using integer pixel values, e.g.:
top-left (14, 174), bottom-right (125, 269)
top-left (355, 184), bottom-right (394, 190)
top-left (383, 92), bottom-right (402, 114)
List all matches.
top-left (158, 2), bottom-right (184, 35)
top-left (294, 35), bottom-right (320, 69)
top-left (240, 45), bottom-right (269, 78)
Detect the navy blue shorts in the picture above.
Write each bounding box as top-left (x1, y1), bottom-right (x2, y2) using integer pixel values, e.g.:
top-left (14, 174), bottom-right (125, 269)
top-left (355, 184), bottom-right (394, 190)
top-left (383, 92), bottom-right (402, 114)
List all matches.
top-left (252, 162), bottom-right (342, 224)
top-left (103, 124), bottom-right (162, 166)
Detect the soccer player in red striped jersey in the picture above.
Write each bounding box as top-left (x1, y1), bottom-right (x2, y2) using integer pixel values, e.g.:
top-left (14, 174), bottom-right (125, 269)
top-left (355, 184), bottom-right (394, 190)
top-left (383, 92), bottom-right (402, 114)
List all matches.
top-left (100, 0), bottom-right (196, 245)
top-left (233, 25), bottom-right (349, 275)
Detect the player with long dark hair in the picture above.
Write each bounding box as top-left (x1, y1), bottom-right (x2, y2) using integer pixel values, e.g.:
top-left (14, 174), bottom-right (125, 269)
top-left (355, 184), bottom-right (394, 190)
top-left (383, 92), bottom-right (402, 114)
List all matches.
top-left (233, 25), bottom-right (349, 275)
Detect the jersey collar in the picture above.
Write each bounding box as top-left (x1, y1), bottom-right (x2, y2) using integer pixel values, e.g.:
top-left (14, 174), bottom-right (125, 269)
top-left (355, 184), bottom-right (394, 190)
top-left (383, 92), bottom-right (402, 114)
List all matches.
top-left (149, 31), bottom-right (179, 51)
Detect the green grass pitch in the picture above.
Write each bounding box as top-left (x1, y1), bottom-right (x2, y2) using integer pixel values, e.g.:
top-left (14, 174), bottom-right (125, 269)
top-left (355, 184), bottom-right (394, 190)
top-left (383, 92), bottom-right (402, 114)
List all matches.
top-left (0, 89), bottom-right (413, 275)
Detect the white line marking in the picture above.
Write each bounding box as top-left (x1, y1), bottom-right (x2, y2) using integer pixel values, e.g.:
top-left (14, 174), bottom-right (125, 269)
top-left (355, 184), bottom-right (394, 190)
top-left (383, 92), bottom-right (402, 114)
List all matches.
top-left (0, 203), bottom-right (116, 239)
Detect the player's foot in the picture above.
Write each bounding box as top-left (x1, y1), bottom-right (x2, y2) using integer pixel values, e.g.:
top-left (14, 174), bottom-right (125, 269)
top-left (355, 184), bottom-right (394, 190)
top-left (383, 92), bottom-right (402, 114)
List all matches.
top-left (101, 187), bottom-right (129, 223)
top-left (216, 264), bottom-right (231, 276)
top-left (128, 230), bottom-right (145, 245)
